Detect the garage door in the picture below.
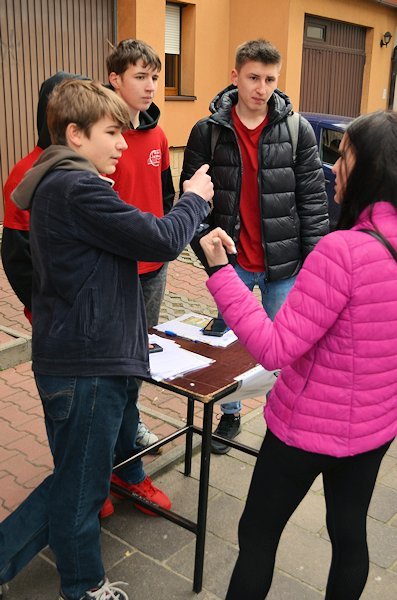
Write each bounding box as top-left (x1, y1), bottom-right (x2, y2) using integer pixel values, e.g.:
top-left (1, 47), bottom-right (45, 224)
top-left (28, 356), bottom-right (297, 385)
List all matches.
top-left (300, 15), bottom-right (366, 117)
top-left (0, 0), bottom-right (115, 221)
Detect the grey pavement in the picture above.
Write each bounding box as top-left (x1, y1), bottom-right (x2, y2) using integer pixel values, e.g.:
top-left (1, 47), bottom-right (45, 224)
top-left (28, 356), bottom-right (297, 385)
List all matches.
top-left (1, 237), bottom-right (397, 599)
top-left (4, 414), bottom-right (397, 600)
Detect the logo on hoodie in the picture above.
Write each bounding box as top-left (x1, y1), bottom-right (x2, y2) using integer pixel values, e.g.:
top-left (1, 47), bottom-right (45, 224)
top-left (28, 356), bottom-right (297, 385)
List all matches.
top-left (147, 149), bottom-right (161, 167)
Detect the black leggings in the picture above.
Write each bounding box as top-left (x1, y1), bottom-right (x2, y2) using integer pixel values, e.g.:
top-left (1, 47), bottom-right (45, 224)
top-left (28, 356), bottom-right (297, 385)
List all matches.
top-left (226, 429), bottom-right (392, 600)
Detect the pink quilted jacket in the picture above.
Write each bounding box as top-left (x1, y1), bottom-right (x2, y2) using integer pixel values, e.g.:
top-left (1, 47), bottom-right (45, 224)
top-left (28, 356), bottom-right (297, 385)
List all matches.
top-left (207, 202), bottom-right (397, 457)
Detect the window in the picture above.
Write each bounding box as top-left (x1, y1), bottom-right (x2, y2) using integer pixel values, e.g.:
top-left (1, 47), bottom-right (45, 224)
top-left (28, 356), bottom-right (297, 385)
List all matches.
top-left (165, 3), bottom-right (181, 96)
top-left (306, 25), bottom-right (326, 41)
top-left (321, 129), bottom-right (343, 165)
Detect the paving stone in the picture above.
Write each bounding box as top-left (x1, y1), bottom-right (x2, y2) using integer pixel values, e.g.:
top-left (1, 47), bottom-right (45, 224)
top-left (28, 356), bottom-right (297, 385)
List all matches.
top-left (379, 463), bottom-right (397, 490)
top-left (104, 498), bottom-right (194, 562)
top-left (276, 521), bottom-right (331, 591)
top-left (177, 452), bottom-right (254, 501)
top-left (4, 555), bottom-right (58, 600)
top-left (360, 563), bottom-right (397, 599)
top-left (368, 483), bottom-right (397, 522)
top-left (166, 530), bottom-right (238, 598)
top-left (1, 249), bottom-right (397, 600)
top-left (267, 570), bottom-right (323, 599)
top-left (42, 529), bottom-right (137, 573)
top-left (205, 491), bottom-right (244, 545)
top-left (289, 490), bottom-right (326, 534)
top-left (243, 413), bottom-right (267, 437)
top-left (366, 517), bottom-right (397, 568)
top-left (148, 467), bottom-right (218, 519)
top-left (107, 551), bottom-right (218, 599)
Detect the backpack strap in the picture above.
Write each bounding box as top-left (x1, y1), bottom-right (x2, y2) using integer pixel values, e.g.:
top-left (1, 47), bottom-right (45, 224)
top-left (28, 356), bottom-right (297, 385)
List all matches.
top-left (287, 111), bottom-right (300, 164)
top-left (359, 228), bottom-right (397, 262)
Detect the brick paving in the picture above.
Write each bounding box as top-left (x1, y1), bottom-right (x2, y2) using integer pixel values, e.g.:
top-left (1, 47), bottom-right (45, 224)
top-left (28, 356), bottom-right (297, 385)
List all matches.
top-left (0, 238), bottom-right (396, 599)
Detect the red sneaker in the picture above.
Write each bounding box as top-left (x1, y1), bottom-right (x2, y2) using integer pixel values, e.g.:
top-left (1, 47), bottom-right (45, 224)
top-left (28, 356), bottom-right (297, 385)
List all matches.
top-left (99, 496), bottom-right (114, 519)
top-left (111, 473), bottom-right (171, 516)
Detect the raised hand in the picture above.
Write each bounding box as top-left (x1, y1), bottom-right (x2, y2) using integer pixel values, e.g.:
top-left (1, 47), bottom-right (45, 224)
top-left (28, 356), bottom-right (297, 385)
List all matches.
top-left (182, 164), bottom-right (214, 202)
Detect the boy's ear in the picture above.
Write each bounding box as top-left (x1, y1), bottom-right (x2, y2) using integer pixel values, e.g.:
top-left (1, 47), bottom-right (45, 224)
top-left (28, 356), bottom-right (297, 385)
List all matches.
top-left (108, 72), bottom-right (120, 90)
top-left (231, 68), bottom-right (238, 86)
top-left (66, 123), bottom-right (84, 148)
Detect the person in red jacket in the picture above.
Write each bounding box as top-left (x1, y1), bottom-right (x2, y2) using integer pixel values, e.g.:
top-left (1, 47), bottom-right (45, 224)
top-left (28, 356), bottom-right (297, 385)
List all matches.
top-left (1, 72), bottom-right (83, 324)
top-left (106, 40), bottom-right (174, 455)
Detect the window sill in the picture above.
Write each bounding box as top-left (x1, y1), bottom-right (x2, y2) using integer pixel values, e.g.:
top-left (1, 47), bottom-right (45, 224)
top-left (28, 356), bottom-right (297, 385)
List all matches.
top-left (165, 95), bottom-right (196, 101)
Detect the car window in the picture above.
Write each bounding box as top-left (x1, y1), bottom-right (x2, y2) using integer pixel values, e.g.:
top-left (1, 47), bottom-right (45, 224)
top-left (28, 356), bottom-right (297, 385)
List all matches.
top-left (320, 128), bottom-right (343, 165)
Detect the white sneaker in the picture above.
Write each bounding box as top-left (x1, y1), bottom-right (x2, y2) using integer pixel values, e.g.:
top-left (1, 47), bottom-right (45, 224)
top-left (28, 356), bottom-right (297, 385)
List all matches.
top-left (0, 583), bottom-right (8, 599)
top-left (84, 578), bottom-right (128, 599)
top-left (135, 420), bottom-right (158, 448)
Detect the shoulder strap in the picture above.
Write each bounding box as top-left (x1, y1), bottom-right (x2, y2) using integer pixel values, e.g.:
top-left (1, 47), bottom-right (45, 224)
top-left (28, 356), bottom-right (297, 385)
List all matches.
top-left (210, 125), bottom-right (221, 162)
top-left (286, 111), bottom-right (300, 164)
top-left (359, 228), bottom-right (397, 262)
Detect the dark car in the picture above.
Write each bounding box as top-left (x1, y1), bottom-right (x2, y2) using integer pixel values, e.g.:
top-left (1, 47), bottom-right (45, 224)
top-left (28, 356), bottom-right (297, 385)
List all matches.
top-left (302, 112), bottom-right (353, 230)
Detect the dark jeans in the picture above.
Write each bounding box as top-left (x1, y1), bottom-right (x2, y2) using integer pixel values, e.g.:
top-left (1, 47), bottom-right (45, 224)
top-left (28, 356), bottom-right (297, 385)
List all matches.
top-left (226, 429), bottom-right (393, 600)
top-left (0, 375), bottom-right (144, 600)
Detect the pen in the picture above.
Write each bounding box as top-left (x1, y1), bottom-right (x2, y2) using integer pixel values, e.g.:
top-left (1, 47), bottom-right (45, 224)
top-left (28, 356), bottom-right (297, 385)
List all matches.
top-left (164, 330), bottom-right (200, 343)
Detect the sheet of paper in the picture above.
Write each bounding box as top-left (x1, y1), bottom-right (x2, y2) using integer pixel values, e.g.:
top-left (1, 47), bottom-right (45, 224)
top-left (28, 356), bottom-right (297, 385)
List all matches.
top-left (154, 312), bottom-right (238, 347)
top-left (214, 364), bottom-right (279, 404)
top-left (148, 333), bottom-right (214, 381)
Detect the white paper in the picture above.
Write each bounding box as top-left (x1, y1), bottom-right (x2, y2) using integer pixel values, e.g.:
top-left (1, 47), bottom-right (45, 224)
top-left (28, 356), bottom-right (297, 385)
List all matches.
top-left (214, 364), bottom-right (279, 404)
top-left (148, 333), bottom-right (214, 381)
top-left (154, 312), bottom-right (238, 348)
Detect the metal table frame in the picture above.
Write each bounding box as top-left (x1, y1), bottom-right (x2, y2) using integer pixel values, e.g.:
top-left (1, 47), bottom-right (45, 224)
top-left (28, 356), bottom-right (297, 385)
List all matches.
top-left (111, 336), bottom-right (260, 593)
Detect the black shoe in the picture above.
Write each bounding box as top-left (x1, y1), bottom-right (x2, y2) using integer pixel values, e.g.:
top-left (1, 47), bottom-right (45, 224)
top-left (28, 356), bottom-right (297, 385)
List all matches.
top-left (211, 414), bottom-right (241, 454)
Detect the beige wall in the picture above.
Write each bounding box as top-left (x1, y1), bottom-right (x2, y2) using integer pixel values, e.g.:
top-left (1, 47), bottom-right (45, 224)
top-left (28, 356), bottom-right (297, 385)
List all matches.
top-left (287, 0), bottom-right (397, 113)
top-left (117, 0), bottom-right (397, 151)
top-left (117, 0), bottom-right (231, 147)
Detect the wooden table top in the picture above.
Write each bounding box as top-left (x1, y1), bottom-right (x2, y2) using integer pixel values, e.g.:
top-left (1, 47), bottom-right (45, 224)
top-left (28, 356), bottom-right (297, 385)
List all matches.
top-left (147, 331), bottom-right (257, 404)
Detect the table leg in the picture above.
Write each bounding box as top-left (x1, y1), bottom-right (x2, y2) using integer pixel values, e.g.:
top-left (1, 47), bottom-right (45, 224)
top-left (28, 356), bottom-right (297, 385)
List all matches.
top-left (193, 401), bottom-right (213, 593)
top-left (184, 396), bottom-right (194, 476)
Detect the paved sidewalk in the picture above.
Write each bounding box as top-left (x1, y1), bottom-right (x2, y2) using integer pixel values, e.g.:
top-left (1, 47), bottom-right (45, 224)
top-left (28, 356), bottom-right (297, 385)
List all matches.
top-left (1, 242), bottom-right (397, 599)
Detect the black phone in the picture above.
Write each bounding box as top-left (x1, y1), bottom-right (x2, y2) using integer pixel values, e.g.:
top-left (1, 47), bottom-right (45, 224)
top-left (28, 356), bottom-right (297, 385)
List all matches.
top-left (149, 343), bottom-right (163, 354)
top-left (202, 317), bottom-right (229, 337)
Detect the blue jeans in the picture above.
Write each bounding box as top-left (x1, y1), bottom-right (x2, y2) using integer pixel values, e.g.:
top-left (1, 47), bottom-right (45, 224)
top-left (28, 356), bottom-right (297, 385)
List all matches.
top-left (220, 265), bottom-right (297, 415)
top-left (0, 375), bottom-right (145, 600)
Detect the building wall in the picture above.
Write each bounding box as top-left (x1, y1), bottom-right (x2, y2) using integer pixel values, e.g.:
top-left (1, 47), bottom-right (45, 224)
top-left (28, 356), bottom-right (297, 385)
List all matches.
top-left (117, 0), bottom-right (397, 163)
top-left (287, 0), bottom-right (397, 113)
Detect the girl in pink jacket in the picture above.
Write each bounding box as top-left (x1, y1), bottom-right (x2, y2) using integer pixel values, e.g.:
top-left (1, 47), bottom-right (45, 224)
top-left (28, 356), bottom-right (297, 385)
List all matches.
top-left (200, 110), bottom-right (397, 600)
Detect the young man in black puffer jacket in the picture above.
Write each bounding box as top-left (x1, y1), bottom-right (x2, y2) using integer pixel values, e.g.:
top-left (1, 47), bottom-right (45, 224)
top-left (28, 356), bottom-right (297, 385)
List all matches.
top-left (180, 39), bottom-right (328, 454)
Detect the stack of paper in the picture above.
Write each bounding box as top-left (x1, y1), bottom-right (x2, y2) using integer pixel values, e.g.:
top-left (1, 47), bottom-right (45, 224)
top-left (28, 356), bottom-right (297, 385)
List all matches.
top-left (154, 313), bottom-right (238, 348)
top-left (214, 364), bottom-right (279, 404)
top-left (148, 334), bottom-right (214, 381)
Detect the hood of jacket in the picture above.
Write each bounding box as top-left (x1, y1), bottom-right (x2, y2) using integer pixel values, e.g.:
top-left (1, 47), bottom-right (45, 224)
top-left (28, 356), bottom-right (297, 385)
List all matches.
top-left (136, 101), bottom-right (161, 131)
top-left (12, 146), bottom-right (99, 210)
top-left (106, 82), bottom-right (161, 131)
top-left (37, 72), bottom-right (90, 149)
top-left (208, 84), bottom-right (293, 127)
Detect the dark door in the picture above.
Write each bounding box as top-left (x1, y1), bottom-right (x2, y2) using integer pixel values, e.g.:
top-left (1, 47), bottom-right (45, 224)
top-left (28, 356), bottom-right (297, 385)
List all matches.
top-left (0, 0), bottom-right (115, 221)
top-left (300, 16), bottom-right (366, 117)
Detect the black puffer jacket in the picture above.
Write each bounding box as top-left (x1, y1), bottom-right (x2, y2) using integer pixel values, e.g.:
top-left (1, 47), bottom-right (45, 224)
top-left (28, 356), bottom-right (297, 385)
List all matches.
top-left (180, 85), bottom-right (329, 280)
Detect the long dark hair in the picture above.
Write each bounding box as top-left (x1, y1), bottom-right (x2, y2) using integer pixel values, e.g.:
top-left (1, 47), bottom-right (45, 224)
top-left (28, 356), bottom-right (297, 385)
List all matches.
top-left (337, 110), bottom-right (397, 229)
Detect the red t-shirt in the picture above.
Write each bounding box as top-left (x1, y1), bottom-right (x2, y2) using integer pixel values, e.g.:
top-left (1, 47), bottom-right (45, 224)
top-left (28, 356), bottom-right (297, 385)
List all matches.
top-left (231, 106), bottom-right (269, 272)
top-left (3, 146), bottom-right (43, 230)
top-left (112, 126), bottom-right (170, 275)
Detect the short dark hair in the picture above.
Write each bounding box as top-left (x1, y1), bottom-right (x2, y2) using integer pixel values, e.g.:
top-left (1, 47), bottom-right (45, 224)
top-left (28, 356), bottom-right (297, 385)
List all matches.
top-left (106, 39), bottom-right (161, 75)
top-left (337, 110), bottom-right (397, 229)
top-left (235, 39), bottom-right (281, 70)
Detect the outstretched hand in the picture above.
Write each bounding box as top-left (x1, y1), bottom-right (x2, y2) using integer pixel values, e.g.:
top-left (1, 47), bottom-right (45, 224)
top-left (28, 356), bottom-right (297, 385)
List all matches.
top-left (183, 164), bottom-right (214, 203)
top-left (200, 227), bottom-right (237, 267)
